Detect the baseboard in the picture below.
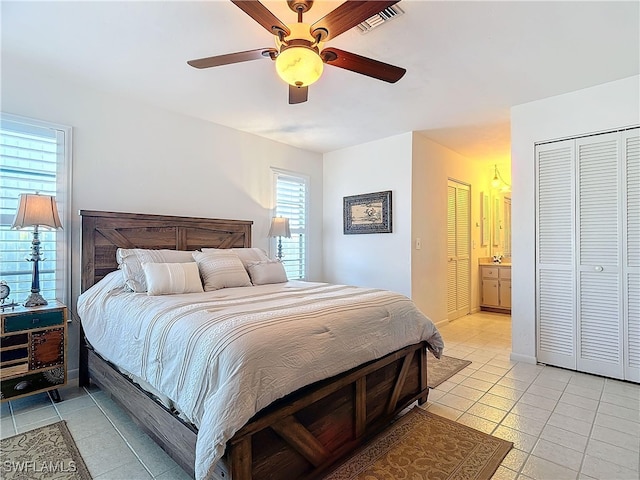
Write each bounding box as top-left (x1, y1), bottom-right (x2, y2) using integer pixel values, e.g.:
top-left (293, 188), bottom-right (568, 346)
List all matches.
top-left (509, 352), bottom-right (537, 364)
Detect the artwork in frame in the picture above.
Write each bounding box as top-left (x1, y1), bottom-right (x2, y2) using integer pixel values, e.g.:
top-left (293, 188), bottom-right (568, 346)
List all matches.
top-left (343, 190), bottom-right (392, 234)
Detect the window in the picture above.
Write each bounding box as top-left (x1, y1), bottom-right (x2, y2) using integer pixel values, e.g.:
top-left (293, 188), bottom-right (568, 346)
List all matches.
top-left (0, 113), bottom-right (71, 305)
top-left (273, 169), bottom-right (308, 280)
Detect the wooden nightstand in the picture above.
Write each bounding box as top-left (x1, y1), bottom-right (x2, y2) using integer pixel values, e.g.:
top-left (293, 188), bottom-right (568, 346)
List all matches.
top-left (0, 302), bottom-right (67, 403)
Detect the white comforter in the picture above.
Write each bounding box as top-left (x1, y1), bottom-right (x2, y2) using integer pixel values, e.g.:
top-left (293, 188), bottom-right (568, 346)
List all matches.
top-left (78, 272), bottom-right (444, 480)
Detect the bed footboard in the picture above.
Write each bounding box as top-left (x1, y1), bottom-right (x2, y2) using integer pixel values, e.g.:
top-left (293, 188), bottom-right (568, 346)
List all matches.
top-left (83, 340), bottom-right (429, 480)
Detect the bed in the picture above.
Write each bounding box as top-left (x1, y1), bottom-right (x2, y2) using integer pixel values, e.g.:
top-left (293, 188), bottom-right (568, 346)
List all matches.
top-left (77, 210), bottom-right (443, 480)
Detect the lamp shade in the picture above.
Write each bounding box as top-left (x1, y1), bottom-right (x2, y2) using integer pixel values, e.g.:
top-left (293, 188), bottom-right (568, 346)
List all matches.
top-left (12, 193), bottom-right (62, 230)
top-left (268, 217), bottom-right (291, 238)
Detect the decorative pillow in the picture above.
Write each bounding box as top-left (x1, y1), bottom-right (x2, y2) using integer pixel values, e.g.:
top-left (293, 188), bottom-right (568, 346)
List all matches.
top-left (116, 248), bottom-right (196, 292)
top-left (201, 247), bottom-right (270, 269)
top-left (247, 260), bottom-right (288, 285)
top-left (142, 262), bottom-right (204, 296)
top-left (193, 250), bottom-right (252, 291)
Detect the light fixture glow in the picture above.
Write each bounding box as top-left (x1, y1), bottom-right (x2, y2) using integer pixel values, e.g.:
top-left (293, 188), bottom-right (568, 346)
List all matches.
top-left (275, 46), bottom-right (323, 87)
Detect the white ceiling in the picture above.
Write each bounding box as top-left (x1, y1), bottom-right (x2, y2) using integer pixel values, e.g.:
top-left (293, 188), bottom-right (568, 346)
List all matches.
top-left (2, 1), bottom-right (638, 160)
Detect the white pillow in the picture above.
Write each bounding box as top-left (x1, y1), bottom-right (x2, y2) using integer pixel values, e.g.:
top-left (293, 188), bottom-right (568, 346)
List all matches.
top-left (142, 262), bottom-right (204, 296)
top-left (247, 260), bottom-right (288, 285)
top-left (202, 247), bottom-right (270, 269)
top-left (193, 250), bottom-right (252, 291)
top-left (116, 248), bottom-right (196, 292)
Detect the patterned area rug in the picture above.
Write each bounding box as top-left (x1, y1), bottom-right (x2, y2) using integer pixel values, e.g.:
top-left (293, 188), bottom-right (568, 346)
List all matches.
top-left (1, 421), bottom-right (91, 480)
top-left (325, 407), bottom-right (513, 480)
top-left (428, 354), bottom-right (472, 388)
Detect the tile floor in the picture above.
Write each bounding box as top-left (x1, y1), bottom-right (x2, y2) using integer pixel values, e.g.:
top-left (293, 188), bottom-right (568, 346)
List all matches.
top-left (1, 311), bottom-right (639, 479)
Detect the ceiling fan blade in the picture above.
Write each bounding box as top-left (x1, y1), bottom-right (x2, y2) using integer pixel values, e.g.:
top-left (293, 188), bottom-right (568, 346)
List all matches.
top-left (187, 48), bottom-right (276, 69)
top-left (289, 85), bottom-right (308, 104)
top-left (310, 0), bottom-right (399, 41)
top-left (231, 0), bottom-right (290, 37)
top-left (321, 47), bottom-right (406, 83)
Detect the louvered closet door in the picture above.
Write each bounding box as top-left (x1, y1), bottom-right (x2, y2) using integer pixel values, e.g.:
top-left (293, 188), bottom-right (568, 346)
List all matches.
top-left (447, 181), bottom-right (471, 320)
top-left (576, 133), bottom-right (623, 378)
top-left (536, 140), bottom-right (576, 369)
top-left (624, 130), bottom-right (640, 382)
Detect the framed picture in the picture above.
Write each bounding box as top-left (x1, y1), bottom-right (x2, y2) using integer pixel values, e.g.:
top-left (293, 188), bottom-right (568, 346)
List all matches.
top-left (343, 190), bottom-right (392, 234)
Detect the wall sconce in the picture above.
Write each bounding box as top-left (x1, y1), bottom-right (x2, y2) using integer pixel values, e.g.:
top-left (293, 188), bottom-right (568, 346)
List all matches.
top-left (268, 217), bottom-right (291, 261)
top-left (491, 164), bottom-right (511, 192)
top-left (11, 193), bottom-right (63, 307)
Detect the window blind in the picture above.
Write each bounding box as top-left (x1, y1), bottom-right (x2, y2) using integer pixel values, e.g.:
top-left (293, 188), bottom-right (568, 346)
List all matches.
top-left (0, 116), bottom-right (68, 303)
top-left (274, 172), bottom-right (308, 280)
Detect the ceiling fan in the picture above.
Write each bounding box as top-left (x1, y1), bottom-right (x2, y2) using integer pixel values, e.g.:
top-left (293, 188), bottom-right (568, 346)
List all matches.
top-left (187, 0), bottom-right (407, 104)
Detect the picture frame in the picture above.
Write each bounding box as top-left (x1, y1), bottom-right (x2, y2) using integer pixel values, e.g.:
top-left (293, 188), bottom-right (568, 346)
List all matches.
top-left (343, 190), bottom-right (392, 234)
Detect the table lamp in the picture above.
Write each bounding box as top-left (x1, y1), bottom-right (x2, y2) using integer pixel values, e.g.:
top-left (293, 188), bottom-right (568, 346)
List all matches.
top-left (12, 193), bottom-right (63, 307)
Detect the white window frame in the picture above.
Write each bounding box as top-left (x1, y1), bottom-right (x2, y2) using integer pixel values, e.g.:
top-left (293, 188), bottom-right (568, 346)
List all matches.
top-left (0, 112), bottom-right (72, 306)
top-left (271, 168), bottom-right (309, 280)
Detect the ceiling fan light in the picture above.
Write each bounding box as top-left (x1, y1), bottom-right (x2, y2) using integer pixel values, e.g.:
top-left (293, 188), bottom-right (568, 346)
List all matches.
top-left (275, 46), bottom-right (323, 87)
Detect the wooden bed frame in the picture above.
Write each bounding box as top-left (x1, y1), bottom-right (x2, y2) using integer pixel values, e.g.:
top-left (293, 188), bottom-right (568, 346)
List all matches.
top-left (78, 210), bottom-right (431, 480)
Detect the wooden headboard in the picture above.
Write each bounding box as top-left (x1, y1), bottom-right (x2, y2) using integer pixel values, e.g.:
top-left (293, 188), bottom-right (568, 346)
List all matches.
top-left (80, 210), bottom-right (253, 292)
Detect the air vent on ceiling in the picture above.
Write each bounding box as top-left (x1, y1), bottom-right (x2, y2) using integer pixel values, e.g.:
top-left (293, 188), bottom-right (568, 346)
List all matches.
top-left (356, 4), bottom-right (405, 33)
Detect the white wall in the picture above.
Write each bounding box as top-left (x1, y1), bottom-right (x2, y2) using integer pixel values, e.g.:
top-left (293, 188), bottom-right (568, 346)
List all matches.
top-left (411, 134), bottom-right (489, 324)
top-left (511, 75), bottom-right (640, 363)
top-left (2, 54), bottom-right (324, 376)
top-left (322, 133), bottom-right (413, 296)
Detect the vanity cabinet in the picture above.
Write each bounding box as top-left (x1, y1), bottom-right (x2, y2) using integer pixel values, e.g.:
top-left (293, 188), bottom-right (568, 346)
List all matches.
top-left (480, 265), bottom-right (511, 312)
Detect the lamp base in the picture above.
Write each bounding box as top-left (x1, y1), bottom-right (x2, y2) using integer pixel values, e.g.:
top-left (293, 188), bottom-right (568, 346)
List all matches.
top-left (24, 292), bottom-right (48, 307)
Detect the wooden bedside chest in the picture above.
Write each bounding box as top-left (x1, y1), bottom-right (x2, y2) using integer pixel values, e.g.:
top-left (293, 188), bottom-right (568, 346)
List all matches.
top-left (1, 302), bottom-right (67, 402)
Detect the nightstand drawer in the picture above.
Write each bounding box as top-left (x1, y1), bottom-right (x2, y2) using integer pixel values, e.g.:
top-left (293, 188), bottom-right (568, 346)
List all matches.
top-left (0, 366), bottom-right (65, 401)
top-left (3, 310), bottom-right (64, 333)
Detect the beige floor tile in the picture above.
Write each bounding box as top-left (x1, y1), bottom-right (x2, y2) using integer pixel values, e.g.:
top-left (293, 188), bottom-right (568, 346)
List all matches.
top-left (581, 454), bottom-right (639, 479)
top-left (600, 392), bottom-right (640, 411)
top-left (16, 417), bottom-right (60, 434)
top-left (531, 438), bottom-right (584, 472)
top-left (456, 412), bottom-right (497, 434)
top-left (424, 402), bottom-right (463, 421)
top-left (489, 384), bottom-right (525, 401)
top-left (540, 424), bottom-right (588, 452)
top-left (585, 438), bottom-right (640, 472)
top-left (564, 382), bottom-right (603, 400)
top-left (603, 380), bottom-right (640, 400)
top-left (467, 402), bottom-right (509, 423)
top-left (0, 417), bottom-right (16, 439)
top-left (448, 384), bottom-right (485, 401)
top-left (493, 425), bottom-right (538, 453)
top-left (13, 405), bottom-right (58, 428)
top-left (500, 412), bottom-right (546, 437)
top-left (525, 384), bottom-right (563, 401)
top-left (125, 433), bottom-right (183, 477)
top-left (8, 394), bottom-right (52, 415)
top-left (478, 392), bottom-right (517, 411)
top-left (521, 455), bottom-right (579, 480)
top-left (460, 376), bottom-right (494, 392)
top-left (501, 448), bottom-right (530, 472)
top-left (492, 466), bottom-right (519, 480)
top-left (510, 402), bottom-right (552, 422)
top-left (518, 392), bottom-right (558, 412)
top-left (559, 392), bottom-right (599, 411)
top-left (593, 411), bottom-right (640, 435)
top-left (553, 402), bottom-right (597, 424)
top-left (547, 412), bottom-right (593, 437)
top-left (94, 459), bottom-right (152, 480)
top-left (590, 424), bottom-right (640, 453)
top-left (154, 465), bottom-right (193, 480)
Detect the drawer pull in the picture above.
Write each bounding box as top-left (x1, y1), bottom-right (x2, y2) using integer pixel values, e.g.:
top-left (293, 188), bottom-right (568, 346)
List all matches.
top-left (32, 318), bottom-right (40, 324)
top-left (15, 380), bottom-right (31, 391)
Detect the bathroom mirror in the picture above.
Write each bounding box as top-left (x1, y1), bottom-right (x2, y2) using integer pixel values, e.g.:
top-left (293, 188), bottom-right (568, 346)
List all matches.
top-left (491, 193), bottom-right (511, 258)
